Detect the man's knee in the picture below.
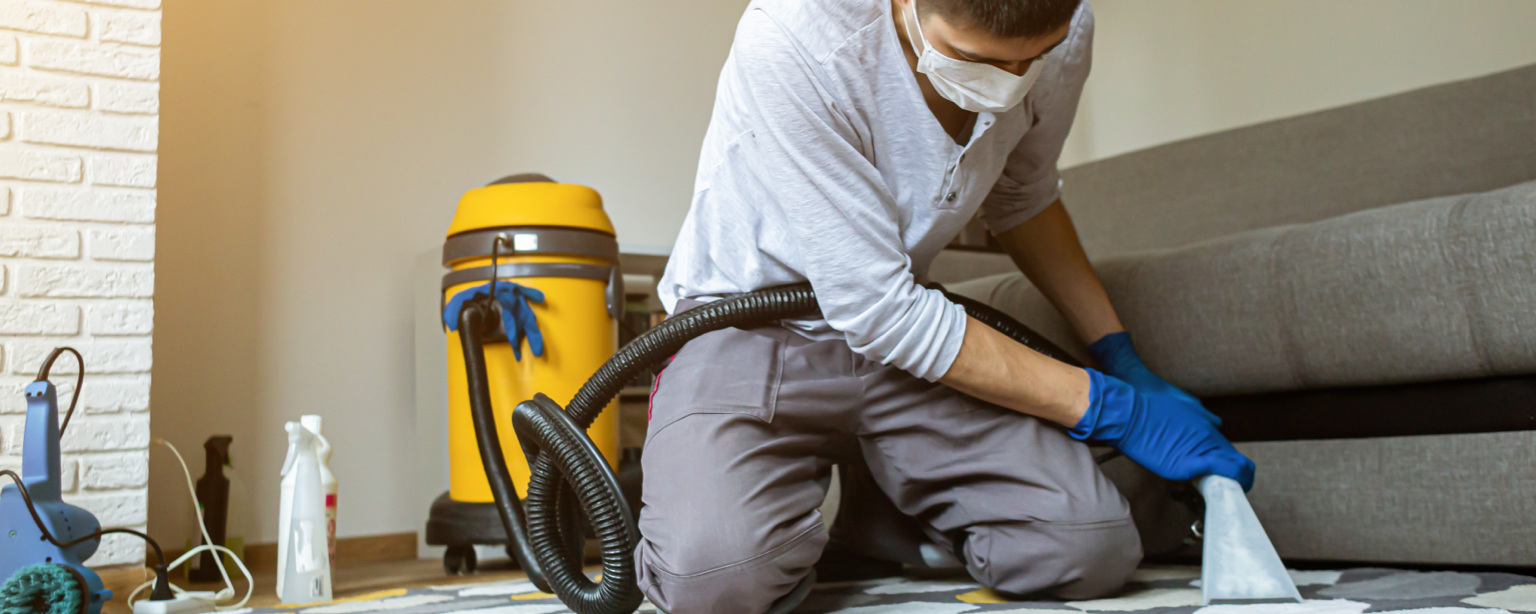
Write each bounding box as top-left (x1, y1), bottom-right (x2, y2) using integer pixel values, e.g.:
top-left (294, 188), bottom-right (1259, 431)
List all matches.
top-left (635, 520), bottom-right (826, 614)
top-left (965, 517), bottom-right (1143, 600)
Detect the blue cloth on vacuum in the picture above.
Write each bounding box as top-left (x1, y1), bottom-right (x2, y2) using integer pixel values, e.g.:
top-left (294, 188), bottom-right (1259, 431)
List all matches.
top-left (1089, 331), bottom-right (1220, 426)
top-left (443, 281), bottom-right (546, 360)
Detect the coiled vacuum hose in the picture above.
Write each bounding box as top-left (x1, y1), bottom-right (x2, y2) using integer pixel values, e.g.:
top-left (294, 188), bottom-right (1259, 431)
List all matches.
top-left (457, 283), bottom-right (1081, 614)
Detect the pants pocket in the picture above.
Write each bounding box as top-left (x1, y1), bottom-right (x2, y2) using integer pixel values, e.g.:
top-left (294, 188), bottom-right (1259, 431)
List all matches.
top-left (645, 326), bottom-right (785, 442)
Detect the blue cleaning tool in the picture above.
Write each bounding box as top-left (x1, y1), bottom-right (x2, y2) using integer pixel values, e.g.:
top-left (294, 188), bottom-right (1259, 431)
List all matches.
top-left (1, 361), bottom-right (112, 614)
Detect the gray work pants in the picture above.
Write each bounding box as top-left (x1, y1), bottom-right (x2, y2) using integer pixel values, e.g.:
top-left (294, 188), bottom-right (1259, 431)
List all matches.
top-left (634, 323), bottom-right (1142, 614)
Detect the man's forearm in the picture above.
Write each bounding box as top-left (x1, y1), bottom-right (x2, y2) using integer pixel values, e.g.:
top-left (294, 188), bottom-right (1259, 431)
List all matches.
top-left (996, 200), bottom-right (1124, 344)
top-left (936, 199), bottom-right (1125, 427)
top-left (939, 315), bottom-right (1090, 427)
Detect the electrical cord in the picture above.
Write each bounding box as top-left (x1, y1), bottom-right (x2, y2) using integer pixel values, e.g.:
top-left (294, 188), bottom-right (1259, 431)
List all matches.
top-left (123, 439), bottom-right (253, 610)
top-left (34, 346), bottom-right (85, 437)
top-left (125, 545), bottom-right (249, 608)
top-left (156, 439), bottom-right (236, 591)
top-left (0, 470), bottom-right (166, 565)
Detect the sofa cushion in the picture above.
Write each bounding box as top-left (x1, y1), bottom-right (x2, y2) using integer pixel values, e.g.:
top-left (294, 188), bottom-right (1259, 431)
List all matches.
top-left (1059, 64), bottom-right (1536, 259)
top-left (949, 179), bottom-right (1536, 396)
top-left (1099, 429), bottom-right (1536, 565)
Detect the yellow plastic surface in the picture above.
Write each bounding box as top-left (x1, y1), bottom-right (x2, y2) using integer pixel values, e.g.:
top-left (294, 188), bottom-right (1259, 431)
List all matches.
top-left (446, 182), bottom-right (615, 237)
top-left (444, 255), bottom-right (620, 503)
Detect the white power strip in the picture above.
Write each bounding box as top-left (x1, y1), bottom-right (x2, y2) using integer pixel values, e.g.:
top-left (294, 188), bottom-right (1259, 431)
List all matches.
top-left (133, 597), bottom-right (216, 614)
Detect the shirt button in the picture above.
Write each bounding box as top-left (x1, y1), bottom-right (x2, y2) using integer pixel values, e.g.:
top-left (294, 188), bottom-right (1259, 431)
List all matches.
top-left (945, 192), bottom-right (957, 202)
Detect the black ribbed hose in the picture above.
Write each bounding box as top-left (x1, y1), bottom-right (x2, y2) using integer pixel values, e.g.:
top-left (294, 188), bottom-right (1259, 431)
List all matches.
top-left (942, 291), bottom-right (1082, 367)
top-left (465, 283), bottom-right (1077, 614)
top-left (457, 300), bottom-right (554, 592)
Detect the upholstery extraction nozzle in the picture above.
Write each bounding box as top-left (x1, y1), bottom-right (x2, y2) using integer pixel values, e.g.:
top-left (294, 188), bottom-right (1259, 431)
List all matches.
top-left (1197, 475), bottom-right (1302, 604)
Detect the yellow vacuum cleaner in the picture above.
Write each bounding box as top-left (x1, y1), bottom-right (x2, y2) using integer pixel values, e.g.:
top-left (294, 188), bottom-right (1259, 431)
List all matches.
top-left (425, 174), bottom-right (624, 574)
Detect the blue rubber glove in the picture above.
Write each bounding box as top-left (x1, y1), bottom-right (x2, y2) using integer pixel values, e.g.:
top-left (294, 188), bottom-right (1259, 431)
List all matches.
top-left (495, 282), bottom-right (546, 360)
top-left (443, 281), bottom-right (547, 360)
top-left (1089, 331), bottom-right (1220, 427)
top-left (1072, 369), bottom-right (1256, 491)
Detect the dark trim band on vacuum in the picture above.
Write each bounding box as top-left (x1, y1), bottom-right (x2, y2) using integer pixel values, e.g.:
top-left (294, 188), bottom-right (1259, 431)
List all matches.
top-left (442, 263), bottom-right (613, 290)
top-left (443, 227), bottom-right (619, 266)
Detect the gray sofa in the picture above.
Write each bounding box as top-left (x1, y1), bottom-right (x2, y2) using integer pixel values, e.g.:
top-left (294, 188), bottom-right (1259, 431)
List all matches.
top-left (948, 64), bottom-right (1536, 565)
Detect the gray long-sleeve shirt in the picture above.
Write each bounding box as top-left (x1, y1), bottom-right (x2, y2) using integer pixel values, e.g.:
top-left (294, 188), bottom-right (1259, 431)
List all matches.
top-left (659, 0), bottom-right (1093, 381)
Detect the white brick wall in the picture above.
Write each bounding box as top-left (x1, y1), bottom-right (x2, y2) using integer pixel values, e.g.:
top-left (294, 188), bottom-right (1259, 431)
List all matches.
top-left (21, 188), bottom-right (155, 222)
top-left (0, 0), bottom-right (158, 566)
top-left (89, 153), bottom-right (152, 187)
top-left (1, 36), bottom-right (18, 65)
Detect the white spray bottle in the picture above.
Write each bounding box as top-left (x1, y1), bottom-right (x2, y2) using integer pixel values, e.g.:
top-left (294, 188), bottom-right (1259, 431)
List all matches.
top-left (277, 432), bottom-right (294, 599)
top-left (277, 422), bottom-right (332, 604)
top-left (300, 415), bottom-right (338, 568)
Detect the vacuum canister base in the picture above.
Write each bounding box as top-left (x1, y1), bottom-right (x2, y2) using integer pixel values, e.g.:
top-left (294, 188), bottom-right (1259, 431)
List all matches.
top-left (425, 491), bottom-right (509, 574)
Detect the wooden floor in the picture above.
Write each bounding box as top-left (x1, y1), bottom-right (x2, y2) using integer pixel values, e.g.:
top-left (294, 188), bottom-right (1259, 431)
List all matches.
top-left (102, 557), bottom-right (531, 614)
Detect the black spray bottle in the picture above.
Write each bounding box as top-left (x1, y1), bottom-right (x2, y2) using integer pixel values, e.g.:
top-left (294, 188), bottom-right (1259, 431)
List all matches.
top-left (190, 436), bottom-right (233, 583)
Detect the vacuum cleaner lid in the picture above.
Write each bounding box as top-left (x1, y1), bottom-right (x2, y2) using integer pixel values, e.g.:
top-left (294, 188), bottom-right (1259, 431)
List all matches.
top-left (447, 179), bottom-right (614, 238)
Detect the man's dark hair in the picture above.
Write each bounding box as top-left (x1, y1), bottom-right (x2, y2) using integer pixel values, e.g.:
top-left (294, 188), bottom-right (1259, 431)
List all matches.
top-left (922, 0), bottom-right (1081, 39)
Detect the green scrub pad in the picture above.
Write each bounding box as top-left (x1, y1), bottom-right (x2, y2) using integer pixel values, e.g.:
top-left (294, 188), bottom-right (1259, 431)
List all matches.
top-left (0, 564), bottom-right (85, 614)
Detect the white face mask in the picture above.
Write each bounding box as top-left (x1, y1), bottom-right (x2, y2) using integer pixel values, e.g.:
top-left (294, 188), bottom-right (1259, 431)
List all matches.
top-left (903, 0), bottom-right (1045, 113)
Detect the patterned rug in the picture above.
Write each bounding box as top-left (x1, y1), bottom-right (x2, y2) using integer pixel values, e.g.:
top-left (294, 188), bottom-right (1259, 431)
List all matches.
top-left (233, 567), bottom-right (1536, 614)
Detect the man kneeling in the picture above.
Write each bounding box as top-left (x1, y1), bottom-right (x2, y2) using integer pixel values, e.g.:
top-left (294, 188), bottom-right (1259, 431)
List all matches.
top-left (638, 1), bottom-right (1255, 611)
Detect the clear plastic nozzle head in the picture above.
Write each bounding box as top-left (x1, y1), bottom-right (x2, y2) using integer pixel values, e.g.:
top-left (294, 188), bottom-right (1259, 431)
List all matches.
top-left (1197, 475), bottom-right (1303, 604)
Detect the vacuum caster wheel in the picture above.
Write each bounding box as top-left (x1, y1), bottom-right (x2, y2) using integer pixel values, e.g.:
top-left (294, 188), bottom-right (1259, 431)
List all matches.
top-left (443, 545), bottom-right (478, 575)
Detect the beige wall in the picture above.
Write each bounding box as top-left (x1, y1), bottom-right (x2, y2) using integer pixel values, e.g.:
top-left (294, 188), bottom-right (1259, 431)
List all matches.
top-left (492, 2), bottom-right (748, 251)
top-left (154, 0), bottom-right (1536, 552)
top-left (154, 0), bottom-right (747, 550)
top-left (1060, 0), bottom-right (1536, 166)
